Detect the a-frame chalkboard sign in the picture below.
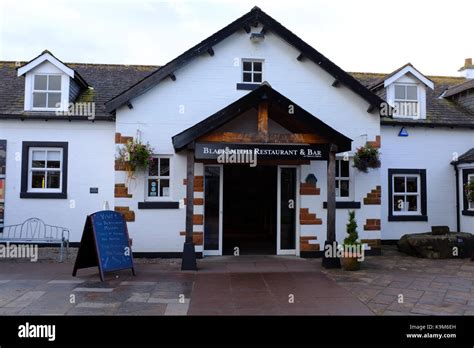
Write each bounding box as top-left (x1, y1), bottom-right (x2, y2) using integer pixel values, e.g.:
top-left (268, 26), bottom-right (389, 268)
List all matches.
top-left (72, 210), bottom-right (136, 281)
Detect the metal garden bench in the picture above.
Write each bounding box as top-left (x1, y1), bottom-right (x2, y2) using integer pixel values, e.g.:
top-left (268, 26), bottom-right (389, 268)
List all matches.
top-left (0, 218), bottom-right (70, 262)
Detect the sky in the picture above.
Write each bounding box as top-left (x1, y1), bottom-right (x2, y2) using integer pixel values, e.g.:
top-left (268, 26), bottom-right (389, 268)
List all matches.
top-left (0, 0), bottom-right (473, 76)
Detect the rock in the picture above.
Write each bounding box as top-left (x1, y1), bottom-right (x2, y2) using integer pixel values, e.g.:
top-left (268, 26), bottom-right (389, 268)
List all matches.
top-left (398, 232), bottom-right (473, 259)
top-left (431, 226), bottom-right (450, 235)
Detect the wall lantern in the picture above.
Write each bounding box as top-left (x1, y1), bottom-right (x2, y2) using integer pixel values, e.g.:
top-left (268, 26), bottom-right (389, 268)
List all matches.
top-left (305, 173), bottom-right (317, 186)
top-left (250, 32), bottom-right (265, 43)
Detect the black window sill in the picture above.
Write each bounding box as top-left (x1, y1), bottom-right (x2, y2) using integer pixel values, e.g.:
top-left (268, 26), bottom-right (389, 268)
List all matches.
top-left (236, 83), bottom-right (259, 91)
top-left (20, 192), bottom-right (67, 199)
top-left (323, 201), bottom-right (361, 209)
top-left (138, 201), bottom-right (180, 209)
top-left (388, 215), bottom-right (428, 222)
top-left (462, 210), bottom-right (474, 216)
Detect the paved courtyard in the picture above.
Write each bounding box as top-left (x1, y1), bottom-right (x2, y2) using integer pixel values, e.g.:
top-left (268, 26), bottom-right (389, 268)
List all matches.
top-left (0, 246), bottom-right (472, 315)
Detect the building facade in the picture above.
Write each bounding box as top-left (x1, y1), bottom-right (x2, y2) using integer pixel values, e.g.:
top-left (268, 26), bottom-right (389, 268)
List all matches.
top-left (0, 7), bottom-right (473, 258)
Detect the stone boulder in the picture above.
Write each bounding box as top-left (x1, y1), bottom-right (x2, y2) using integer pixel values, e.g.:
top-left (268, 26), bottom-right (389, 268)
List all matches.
top-left (398, 232), bottom-right (473, 259)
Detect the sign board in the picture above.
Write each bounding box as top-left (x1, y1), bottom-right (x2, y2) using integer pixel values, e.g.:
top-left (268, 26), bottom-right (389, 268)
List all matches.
top-left (72, 210), bottom-right (135, 281)
top-left (195, 143), bottom-right (329, 161)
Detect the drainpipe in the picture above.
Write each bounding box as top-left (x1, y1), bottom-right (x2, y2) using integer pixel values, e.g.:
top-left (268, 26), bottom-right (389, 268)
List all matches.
top-left (454, 164), bottom-right (460, 232)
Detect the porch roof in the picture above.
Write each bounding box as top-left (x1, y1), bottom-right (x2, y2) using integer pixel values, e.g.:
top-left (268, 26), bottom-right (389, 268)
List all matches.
top-left (172, 84), bottom-right (352, 152)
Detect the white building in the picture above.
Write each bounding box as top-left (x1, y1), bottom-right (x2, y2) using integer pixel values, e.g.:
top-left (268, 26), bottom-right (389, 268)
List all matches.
top-left (0, 7), bottom-right (472, 263)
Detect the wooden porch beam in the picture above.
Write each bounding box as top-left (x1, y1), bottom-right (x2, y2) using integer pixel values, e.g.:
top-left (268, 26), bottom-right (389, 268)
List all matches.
top-left (258, 101), bottom-right (269, 137)
top-left (198, 132), bottom-right (326, 144)
top-left (181, 148), bottom-right (197, 271)
top-left (322, 143), bottom-right (341, 269)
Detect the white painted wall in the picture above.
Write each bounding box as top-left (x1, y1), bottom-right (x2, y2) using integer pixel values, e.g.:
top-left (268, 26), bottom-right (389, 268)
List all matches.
top-left (381, 125), bottom-right (474, 239)
top-left (0, 120), bottom-right (115, 242)
top-left (116, 27), bottom-right (381, 253)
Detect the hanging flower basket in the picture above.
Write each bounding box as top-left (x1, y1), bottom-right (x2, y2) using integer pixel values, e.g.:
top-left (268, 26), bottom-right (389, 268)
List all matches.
top-left (116, 139), bottom-right (154, 181)
top-left (464, 180), bottom-right (474, 202)
top-left (353, 144), bottom-right (381, 173)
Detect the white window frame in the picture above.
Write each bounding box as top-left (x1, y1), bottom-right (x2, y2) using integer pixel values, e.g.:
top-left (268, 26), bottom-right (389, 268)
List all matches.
top-left (392, 174), bottom-right (421, 215)
top-left (31, 74), bottom-right (63, 111)
top-left (145, 155), bottom-right (172, 201)
top-left (335, 157), bottom-right (354, 201)
top-left (468, 174), bottom-right (474, 211)
top-left (393, 83), bottom-right (419, 118)
top-left (27, 147), bottom-right (63, 193)
top-left (242, 59), bottom-right (264, 84)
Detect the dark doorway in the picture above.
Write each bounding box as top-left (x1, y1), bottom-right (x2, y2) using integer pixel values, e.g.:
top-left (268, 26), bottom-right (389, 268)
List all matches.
top-left (223, 165), bottom-right (277, 255)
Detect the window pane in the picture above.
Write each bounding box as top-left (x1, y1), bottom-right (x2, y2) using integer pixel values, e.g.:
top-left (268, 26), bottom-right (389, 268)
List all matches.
top-left (46, 151), bottom-right (61, 168)
top-left (406, 176), bottom-right (418, 192)
top-left (406, 86), bottom-right (417, 100)
top-left (340, 180), bottom-right (349, 197)
top-left (394, 176), bottom-right (405, 192)
top-left (395, 85), bottom-right (405, 100)
top-left (160, 179), bottom-right (170, 197)
top-left (46, 171), bottom-right (60, 189)
top-left (253, 62), bottom-right (262, 72)
top-left (148, 158), bottom-right (158, 176)
top-left (335, 160), bottom-right (340, 177)
top-left (31, 171), bottom-right (46, 189)
top-left (253, 73), bottom-right (262, 83)
top-left (243, 72), bottom-right (252, 82)
top-left (243, 61), bottom-right (252, 71)
top-left (160, 158), bottom-right (170, 176)
top-left (34, 75), bottom-right (47, 90)
top-left (47, 92), bottom-right (61, 108)
top-left (340, 160), bottom-right (349, 177)
top-left (147, 178), bottom-right (159, 197)
top-left (48, 76), bottom-right (61, 91)
top-left (393, 195), bottom-right (405, 211)
top-left (33, 92), bottom-right (47, 108)
top-left (406, 195), bottom-right (418, 212)
top-left (32, 150), bottom-right (46, 168)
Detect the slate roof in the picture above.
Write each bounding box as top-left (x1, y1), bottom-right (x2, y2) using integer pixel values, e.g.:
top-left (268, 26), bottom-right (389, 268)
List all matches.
top-left (453, 148), bottom-right (474, 164)
top-left (350, 72), bottom-right (474, 128)
top-left (444, 78), bottom-right (474, 98)
top-left (0, 61), bottom-right (159, 120)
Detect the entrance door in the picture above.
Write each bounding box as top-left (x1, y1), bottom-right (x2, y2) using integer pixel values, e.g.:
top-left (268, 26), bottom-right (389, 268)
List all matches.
top-left (0, 140), bottom-right (6, 231)
top-left (203, 165), bottom-right (223, 256)
top-left (277, 166), bottom-right (298, 255)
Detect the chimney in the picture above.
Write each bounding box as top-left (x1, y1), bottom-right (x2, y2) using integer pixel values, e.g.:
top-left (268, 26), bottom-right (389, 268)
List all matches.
top-left (459, 58), bottom-right (474, 79)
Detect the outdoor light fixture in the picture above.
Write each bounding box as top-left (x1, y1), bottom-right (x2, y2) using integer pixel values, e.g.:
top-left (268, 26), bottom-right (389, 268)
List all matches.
top-left (305, 173), bottom-right (317, 185)
top-left (250, 32), bottom-right (265, 43)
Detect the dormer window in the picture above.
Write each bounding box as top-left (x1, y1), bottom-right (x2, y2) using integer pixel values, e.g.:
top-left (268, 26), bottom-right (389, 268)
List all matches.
top-left (394, 84), bottom-right (418, 117)
top-left (32, 74), bottom-right (62, 109)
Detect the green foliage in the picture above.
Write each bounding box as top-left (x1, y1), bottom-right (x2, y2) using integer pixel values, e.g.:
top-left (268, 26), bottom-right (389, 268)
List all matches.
top-left (353, 144), bottom-right (381, 173)
top-left (344, 210), bottom-right (359, 246)
top-left (116, 138), bottom-right (154, 180)
top-left (464, 180), bottom-right (474, 202)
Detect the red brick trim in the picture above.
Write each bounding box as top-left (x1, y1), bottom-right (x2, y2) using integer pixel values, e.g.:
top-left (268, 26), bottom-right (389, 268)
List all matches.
top-left (193, 214), bottom-right (203, 225)
top-left (183, 176), bottom-right (204, 192)
top-left (115, 206), bottom-right (135, 222)
top-left (115, 183), bottom-right (132, 198)
top-left (363, 218), bottom-right (380, 231)
top-left (366, 135), bottom-right (381, 149)
top-left (183, 198), bottom-right (204, 205)
top-left (300, 208), bottom-right (322, 225)
top-left (179, 231), bottom-right (204, 245)
top-left (115, 132), bottom-right (133, 145)
top-left (300, 182), bottom-right (320, 195)
top-left (300, 236), bottom-right (319, 251)
top-left (363, 186), bottom-right (381, 205)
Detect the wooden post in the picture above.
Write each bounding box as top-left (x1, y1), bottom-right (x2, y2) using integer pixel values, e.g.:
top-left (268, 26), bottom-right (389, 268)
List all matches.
top-left (258, 101), bottom-right (268, 139)
top-left (181, 146), bottom-right (197, 270)
top-left (322, 143), bottom-right (341, 268)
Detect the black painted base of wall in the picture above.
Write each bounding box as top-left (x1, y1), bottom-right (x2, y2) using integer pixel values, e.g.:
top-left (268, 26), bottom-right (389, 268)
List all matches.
top-left (133, 252), bottom-right (203, 259)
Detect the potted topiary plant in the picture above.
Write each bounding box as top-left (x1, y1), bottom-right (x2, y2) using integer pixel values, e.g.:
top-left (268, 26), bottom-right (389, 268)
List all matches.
top-left (353, 144), bottom-right (381, 173)
top-left (340, 210), bottom-right (363, 271)
top-left (116, 138), bottom-right (154, 181)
